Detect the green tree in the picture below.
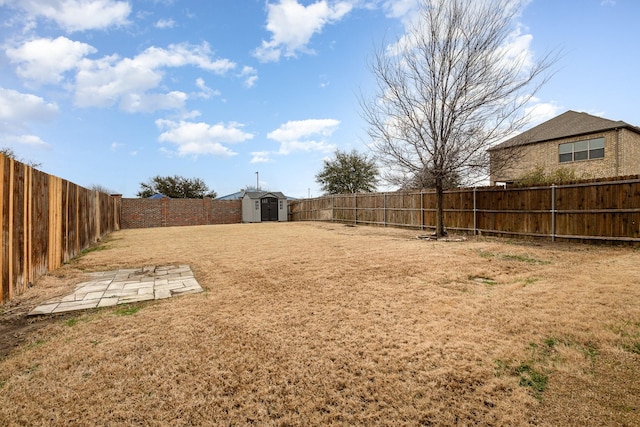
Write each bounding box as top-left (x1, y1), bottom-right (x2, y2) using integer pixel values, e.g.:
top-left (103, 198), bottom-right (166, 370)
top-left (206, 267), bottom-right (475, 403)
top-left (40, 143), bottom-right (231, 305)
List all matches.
top-left (137, 175), bottom-right (217, 198)
top-left (315, 149), bottom-right (379, 194)
top-left (361, 0), bottom-right (556, 236)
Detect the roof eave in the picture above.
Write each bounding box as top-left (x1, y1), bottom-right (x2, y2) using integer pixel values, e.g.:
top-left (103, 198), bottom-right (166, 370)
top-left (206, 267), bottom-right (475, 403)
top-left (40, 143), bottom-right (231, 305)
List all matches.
top-left (489, 124), bottom-right (640, 152)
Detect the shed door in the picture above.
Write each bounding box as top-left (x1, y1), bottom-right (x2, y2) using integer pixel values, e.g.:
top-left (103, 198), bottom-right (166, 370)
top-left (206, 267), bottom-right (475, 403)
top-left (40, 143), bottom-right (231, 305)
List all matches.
top-left (261, 197), bottom-right (279, 221)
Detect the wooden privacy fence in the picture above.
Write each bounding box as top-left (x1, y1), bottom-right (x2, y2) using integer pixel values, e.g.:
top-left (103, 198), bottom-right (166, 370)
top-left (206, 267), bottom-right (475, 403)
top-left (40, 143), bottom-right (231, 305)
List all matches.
top-left (1, 154), bottom-right (121, 304)
top-left (288, 175), bottom-right (640, 244)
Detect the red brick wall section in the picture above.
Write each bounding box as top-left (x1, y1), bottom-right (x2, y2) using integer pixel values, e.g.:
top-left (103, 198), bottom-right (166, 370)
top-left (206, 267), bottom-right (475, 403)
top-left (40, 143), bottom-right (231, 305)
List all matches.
top-left (121, 198), bottom-right (242, 229)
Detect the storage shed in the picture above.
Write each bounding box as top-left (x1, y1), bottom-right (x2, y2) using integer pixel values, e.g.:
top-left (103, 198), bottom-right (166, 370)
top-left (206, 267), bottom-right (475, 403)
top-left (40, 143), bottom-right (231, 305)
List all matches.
top-left (242, 191), bottom-right (288, 223)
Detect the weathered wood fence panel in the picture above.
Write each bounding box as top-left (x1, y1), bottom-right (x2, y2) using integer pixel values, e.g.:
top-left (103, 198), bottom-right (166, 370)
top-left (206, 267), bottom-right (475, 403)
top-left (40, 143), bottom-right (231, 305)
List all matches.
top-left (0, 154), bottom-right (121, 305)
top-left (473, 186), bottom-right (553, 238)
top-left (553, 179), bottom-right (640, 241)
top-left (288, 176), bottom-right (640, 245)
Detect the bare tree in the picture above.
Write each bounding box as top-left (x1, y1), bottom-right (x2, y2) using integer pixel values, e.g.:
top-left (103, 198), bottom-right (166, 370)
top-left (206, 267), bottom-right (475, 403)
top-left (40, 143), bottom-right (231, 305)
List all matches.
top-left (361, 0), bottom-right (556, 236)
top-left (88, 184), bottom-right (117, 195)
top-left (0, 146), bottom-right (42, 168)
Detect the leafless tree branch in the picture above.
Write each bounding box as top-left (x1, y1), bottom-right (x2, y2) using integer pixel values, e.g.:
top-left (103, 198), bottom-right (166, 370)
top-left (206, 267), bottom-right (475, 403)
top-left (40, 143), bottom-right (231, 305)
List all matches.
top-left (360, 0), bottom-right (557, 236)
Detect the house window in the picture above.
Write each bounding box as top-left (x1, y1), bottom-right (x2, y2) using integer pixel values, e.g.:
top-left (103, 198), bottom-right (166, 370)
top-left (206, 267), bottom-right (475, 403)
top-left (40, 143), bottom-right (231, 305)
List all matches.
top-left (255, 200), bottom-right (259, 210)
top-left (279, 200), bottom-right (283, 210)
top-left (559, 138), bottom-right (605, 163)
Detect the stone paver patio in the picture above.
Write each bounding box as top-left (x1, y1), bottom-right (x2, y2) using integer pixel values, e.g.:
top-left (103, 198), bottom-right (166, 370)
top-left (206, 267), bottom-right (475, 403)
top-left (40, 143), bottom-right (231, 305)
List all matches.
top-left (29, 265), bottom-right (203, 316)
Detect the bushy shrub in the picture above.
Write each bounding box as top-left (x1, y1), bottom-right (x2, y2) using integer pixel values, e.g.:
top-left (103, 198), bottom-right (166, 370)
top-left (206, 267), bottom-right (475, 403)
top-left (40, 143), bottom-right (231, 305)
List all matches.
top-left (515, 165), bottom-right (590, 187)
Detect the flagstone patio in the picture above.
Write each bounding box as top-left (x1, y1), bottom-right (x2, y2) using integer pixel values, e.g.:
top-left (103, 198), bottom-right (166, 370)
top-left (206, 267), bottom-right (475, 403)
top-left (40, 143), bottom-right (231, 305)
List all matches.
top-left (28, 265), bottom-right (203, 316)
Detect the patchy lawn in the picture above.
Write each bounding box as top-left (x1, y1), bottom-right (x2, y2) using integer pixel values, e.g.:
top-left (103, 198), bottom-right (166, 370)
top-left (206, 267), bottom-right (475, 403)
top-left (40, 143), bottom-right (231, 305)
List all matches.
top-left (1, 223), bottom-right (639, 426)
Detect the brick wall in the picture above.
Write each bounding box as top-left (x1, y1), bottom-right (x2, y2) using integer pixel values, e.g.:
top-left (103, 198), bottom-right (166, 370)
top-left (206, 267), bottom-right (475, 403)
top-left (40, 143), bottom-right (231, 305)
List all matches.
top-left (620, 128), bottom-right (640, 176)
top-left (121, 198), bottom-right (242, 229)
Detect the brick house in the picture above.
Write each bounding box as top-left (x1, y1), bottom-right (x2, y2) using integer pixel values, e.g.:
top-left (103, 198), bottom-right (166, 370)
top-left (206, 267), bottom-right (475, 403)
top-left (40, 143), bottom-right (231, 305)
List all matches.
top-left (488, 110), bottom-right (640, 184)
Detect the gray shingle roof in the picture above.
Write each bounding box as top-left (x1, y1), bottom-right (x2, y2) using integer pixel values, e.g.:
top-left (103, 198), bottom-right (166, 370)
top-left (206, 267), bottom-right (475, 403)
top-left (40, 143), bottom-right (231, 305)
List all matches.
top-left (489, 110), bottom-right (640, 151)
top-left (243, 191), bottom-right (286, 199)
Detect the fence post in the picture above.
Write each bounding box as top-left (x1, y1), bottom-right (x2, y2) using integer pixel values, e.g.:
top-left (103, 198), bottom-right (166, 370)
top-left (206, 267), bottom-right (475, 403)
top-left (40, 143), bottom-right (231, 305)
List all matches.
top-left (551, 184), bottom-right (556, 242)
top-left (383, 193), bottom-right (387, 227)
top-left (420, 192), bottom-right (424, 230)
top-left (331, 195), bottom-right (334, 223)
top-left (354, 193), bottom-right (357, 225)
top-left (473, 187), bottom-right (477, 236)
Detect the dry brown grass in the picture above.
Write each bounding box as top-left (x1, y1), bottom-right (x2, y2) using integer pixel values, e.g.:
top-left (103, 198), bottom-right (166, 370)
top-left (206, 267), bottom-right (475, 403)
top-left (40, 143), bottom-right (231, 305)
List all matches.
top-left (1, 222), bottom-right (639, 426)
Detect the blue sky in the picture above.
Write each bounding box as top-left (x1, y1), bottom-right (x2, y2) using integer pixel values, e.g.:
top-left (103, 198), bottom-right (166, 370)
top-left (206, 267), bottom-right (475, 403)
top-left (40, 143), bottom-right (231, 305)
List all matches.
top-left (1, 0), bottom-right (638, 198)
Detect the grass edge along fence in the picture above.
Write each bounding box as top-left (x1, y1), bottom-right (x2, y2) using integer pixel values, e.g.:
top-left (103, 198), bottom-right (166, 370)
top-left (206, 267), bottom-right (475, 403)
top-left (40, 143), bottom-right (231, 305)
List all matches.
top-left (0, 154), bottom-right (121, 305)
top-left (288, 175), bottom-right (640, 245)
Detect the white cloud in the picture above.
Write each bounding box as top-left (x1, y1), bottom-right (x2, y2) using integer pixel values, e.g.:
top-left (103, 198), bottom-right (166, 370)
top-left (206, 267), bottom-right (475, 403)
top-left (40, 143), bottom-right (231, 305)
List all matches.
top-left (0, 87), bottom-right (58, 129)
top-left (120, 91), bottom-right (188, 113)
top-left (253, 0), bottom-right (353, 62)
top-left (496, 24), bottom-right (535, 71)
top-left (244, 75), bottom-right (259, 88)
top-left (250, 151), bottom-right (272, 163)
top-left (74, 43), bottom-right (236, 110)
top-left (180, 110), bottom-right (203, 120)
top-left (525, 99), bottom-right (561, 127)
top-left (9, 0), bottom-right (131, 32)
top-left (155, 18), bottom-right (176, 29)
top-left (386, 0), bottom-right (539, 86)
top-left (75, 54), bottom-right (159, 108)
top-left (267, 118), bottom-right (339, 154)
top-left (6, 36), bottom-right (96, 85)
top-left (383, 0), bottom-right (418, 19)
top-left (239, 66), bottom-right (258, 88)
top-left (6, 37), bottom-right (238, 112)
top-left (253, 44), bottom-right (281, 63)
top-left (494, 98), bottom-right (560, 144)
top-left (6, 37), bottom-right (236, 112)
top-left (6, 134), bottom-right (50, 148)
top-left (155, 119), bottom-right (254, 157)
top-left (0, 88), bottom-right (57, 150)
top-left (194, 77), bottom-right (221, 99)
top-left (130, 43), bottom-right (235, 73)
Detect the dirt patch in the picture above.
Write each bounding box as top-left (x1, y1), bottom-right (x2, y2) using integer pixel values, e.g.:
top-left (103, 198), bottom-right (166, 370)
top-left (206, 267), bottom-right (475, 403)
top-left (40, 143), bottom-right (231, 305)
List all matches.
top-left (0, 223), bottom-right (639, 426)
top-left (0, 315), bottom-right (42, 358)
top-left (0, 264), bottom-right (92, 359)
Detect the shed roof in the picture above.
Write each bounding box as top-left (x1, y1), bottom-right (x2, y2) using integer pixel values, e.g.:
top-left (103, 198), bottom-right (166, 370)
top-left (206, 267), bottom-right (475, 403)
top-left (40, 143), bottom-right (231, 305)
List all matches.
top-left (489, 110), bottom-right (640, 151)
top-left (243, 191), bottom-right (286, 200)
